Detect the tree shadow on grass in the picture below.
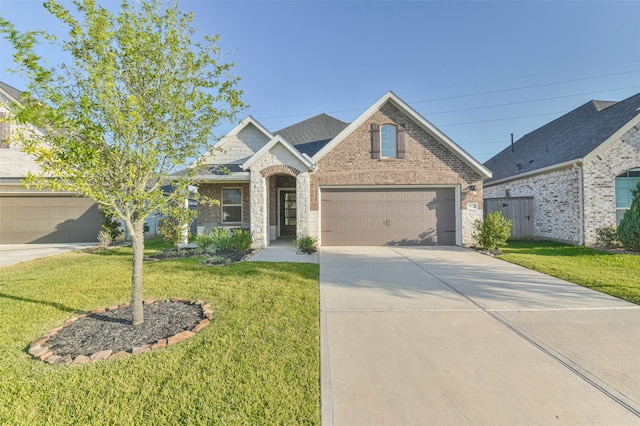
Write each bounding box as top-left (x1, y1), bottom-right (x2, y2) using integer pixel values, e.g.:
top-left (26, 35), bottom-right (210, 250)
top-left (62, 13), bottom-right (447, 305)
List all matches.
top-left (0, 292), bottom-right (79, 313)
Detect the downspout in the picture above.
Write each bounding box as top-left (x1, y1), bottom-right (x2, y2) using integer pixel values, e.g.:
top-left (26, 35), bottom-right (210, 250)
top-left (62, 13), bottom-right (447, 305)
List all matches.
top-left (574, 161), bottom-right (585, 245)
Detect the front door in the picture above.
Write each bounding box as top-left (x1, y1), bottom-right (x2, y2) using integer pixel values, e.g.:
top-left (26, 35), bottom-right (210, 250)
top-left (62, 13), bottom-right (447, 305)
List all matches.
top-left (279, 190), bottom-right (297, 237)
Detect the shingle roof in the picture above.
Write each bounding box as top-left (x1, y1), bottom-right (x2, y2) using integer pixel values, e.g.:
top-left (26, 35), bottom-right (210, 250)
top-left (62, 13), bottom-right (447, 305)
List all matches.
top-left (484, 92), bottom-right (640, 184)
top-left (0, 81), bottom-right (24, 104)
top-left (274, 113), bottom-right (349, 156)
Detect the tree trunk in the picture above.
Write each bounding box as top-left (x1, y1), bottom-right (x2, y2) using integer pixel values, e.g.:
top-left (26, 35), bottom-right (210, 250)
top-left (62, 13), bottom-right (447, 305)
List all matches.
top-left (131, 219), bottom-right (145, 326)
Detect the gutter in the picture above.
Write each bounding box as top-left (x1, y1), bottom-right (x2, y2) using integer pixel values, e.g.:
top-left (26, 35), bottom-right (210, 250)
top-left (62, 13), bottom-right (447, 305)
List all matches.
top-left (574, 161), bottom-right (585, 245)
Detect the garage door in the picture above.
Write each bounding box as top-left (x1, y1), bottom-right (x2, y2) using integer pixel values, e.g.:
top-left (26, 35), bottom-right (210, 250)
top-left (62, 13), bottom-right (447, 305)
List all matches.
top-left (321, 188), bottom-right (456, 246)
top-left (0, 196), bottom-right (102, 244)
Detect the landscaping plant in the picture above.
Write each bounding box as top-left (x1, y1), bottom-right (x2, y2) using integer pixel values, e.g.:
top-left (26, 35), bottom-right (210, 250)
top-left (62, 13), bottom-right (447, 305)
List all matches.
top-left (231, 229), bottom-right (253, 252)
top-left (294, 235), bottom-right (319, 254)
top-left (473, 211), bottom-right (512, 251)
top-left (595, 226), bottom-right (621, 249)
top-left (1, 0), bottom-right (244, 325)
top-left (617, 180), bottom-right (640, 252)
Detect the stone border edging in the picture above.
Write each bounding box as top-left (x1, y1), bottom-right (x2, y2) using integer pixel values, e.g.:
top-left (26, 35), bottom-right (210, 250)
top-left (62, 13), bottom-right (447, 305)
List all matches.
top-left (28, 298), bottom-right (213, 365)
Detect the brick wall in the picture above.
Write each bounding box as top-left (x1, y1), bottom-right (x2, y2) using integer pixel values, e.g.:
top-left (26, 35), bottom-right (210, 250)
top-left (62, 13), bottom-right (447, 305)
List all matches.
top-left (312, 102), bottom-right (484, 244)
top-left (484, 166), bottom-right (583, 244)
top-left (197, 182), bottom-right (250, 230)
top-left (583, 123), bottom-right (640, 243)
top-left (0, 107), bottom-right (42, 178)
top-left (484, 123), bottom-right (640, 245)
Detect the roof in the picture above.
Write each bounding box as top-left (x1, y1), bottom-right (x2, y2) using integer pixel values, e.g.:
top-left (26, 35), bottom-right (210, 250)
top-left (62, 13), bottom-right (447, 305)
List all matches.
top-left (0, 81), bottom-right (23, 104)
top-left (274, 113), bottom-right (349, 156)
top-left (484, 92), bottom-right (640, 184)
top-left (312, 91), bottom-right (492, 178)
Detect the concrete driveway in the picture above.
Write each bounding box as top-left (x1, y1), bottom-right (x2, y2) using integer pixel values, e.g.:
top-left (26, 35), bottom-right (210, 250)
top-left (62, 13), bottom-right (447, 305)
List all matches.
top-left (320, 246), bottom-right (640, 425)
top-left (0, 243), bottom-right (97, 267)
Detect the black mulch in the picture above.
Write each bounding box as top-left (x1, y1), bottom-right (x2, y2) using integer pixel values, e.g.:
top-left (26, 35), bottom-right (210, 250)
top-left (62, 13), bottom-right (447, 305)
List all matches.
top-left (45, 301), bottom-right (203, 357)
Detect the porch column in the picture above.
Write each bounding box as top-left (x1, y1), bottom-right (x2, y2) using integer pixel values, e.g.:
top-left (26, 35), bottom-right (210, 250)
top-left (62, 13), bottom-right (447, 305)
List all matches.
top-left (296, 171), bottom-right (311, 238)
top-left (250, 172), bottom-right (268, 248)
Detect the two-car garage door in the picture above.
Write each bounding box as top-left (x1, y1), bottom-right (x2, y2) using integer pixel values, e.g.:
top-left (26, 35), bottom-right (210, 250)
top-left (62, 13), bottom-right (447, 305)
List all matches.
top-left (320, 187), bottom-right (456, 246)
top-left (0, 195), bottom-right (102, 244)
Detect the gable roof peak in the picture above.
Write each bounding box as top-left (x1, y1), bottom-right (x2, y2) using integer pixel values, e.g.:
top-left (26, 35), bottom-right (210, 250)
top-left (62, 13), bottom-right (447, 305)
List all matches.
top-left (592, 100), bottom-right (618, 112)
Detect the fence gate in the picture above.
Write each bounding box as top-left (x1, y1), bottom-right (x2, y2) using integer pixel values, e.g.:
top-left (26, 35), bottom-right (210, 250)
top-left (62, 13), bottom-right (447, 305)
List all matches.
top-left (484, 197), bottom-right (534, 240)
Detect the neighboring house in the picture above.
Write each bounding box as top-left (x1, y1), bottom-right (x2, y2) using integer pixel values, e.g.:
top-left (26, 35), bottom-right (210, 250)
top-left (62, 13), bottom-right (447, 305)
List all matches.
top-left (191, 91), bottom-right (491, 247)
top-left (483, 92), bottom-right (640, 245)
top-left (0, 81), bottom-right (102, 244)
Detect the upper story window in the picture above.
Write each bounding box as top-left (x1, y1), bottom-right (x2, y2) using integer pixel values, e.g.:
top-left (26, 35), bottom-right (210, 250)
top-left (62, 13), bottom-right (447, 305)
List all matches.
top-left (380, 125), bottom-right (397, 158)
top-left (370, 122), bottom-right (405, 159)
top-left (222, 188), bottom-right (242, 223)
top-left (0, 111), bottom-right (9, 149)
top-left (616, 168), bottom-right (640, 225)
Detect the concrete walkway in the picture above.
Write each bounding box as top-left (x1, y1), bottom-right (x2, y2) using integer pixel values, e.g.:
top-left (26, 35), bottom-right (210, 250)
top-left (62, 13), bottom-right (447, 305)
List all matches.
top-left (0, 243), bottom-right (97, 267)
top-left (320, 246), bottom-right (640, 425)
top-left (248, 239), bottom-right (318, 263)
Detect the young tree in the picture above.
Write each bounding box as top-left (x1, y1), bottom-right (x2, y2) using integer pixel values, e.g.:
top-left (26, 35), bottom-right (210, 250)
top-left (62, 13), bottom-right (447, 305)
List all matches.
top-left (1, 0), bottom-right (244, 325)
top-left (618, 179), bottom-right (640, 252)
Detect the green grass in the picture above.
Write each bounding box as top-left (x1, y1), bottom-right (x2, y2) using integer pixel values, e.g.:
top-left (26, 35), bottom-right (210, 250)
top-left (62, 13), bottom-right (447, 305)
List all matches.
top-left (498, 240), bottom-right (640, 304)
top-left (0, 242), bottom-right (320, 425)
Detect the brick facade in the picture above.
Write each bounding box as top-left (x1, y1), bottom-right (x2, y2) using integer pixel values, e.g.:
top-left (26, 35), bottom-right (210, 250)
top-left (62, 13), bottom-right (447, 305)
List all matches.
top-left (484, 123), bottom-right (640, 245)
top-left (311, 102), bottom-right (485, 244)
top-left (197, 183), bottom-right (251, 231)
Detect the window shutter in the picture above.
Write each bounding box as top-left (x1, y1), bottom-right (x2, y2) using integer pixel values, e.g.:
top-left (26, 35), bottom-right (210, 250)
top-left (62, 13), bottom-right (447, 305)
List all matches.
top-left (371, 123), bottom-right (380, 159)
top-left (0, 112), bottom-right (8, 148)
top-left (397, 123), bottom-right (406, 159)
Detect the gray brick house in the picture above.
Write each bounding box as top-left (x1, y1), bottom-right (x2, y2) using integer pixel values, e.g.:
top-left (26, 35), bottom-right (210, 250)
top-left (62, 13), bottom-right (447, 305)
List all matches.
top-left (483, 92), bottom-right (640, 245)
top-left (193, 91), bottom-right (491, 247)
top-left (0, 81), bottom-right (103, 244)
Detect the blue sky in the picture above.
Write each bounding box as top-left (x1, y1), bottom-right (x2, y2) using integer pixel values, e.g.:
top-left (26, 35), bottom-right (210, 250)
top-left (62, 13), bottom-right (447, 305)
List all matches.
top-left (1, 0), bottom-right (639, 163)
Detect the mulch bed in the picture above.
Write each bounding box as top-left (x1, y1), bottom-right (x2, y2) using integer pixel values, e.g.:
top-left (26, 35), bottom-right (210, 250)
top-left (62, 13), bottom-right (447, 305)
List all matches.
top-left (145, 247), bottom-right (254, 265)
top-left (28, 299), bottom-right (213, 365)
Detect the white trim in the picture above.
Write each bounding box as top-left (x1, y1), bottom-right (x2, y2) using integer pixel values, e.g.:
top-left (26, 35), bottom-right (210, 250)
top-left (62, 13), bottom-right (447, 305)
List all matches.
top-left (277, 187), bottom-right (296, 238)
top-left (455, 185), bottom-right (462, 246)
top-left (484, 159), bottom-right (582, 187)
top-left (221, 187), bottom-right (243, 225)
top-left (193, 172), bottom-right (251, 183)
top-left (242, 134), bottom-right (315, 171)
top-left (312, 91), bottom-right (492, 178)
top-left (583, 114), bottom-right (640, 165)
top-left (320, 184), bottom-right (457, 190)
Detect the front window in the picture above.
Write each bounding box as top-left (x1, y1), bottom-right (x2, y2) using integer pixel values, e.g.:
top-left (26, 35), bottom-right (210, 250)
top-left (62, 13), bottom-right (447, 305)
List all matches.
top-left (222, 188), bottom-right (242, 223)
top-left (380, 124), bottom-right (397, 158)
top-left (616, 168), bottom-right (640, 225)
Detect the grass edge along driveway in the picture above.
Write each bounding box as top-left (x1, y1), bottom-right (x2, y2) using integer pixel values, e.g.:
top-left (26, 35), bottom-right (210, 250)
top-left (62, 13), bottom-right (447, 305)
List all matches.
top-left (498, 240), bottom-right (640, 305)
top-left (0, 245), bottom-right (320, 425)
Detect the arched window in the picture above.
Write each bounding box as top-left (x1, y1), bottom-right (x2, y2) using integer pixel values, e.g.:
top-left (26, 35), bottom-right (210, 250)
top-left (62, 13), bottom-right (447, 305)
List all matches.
top-left (380, 124), bottom-right (397, 158)
top-left (616, 168), bottom-right (640, 224)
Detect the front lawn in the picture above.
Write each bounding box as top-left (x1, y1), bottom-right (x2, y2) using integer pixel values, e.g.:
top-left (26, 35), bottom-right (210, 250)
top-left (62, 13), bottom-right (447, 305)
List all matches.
top-left (498, 240), bottom-right (640, 304)
top-left (0, 243), bottom-right (320, 425)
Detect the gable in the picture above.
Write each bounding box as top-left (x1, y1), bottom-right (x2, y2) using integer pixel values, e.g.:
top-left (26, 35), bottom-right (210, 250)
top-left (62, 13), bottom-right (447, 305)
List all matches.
top-left (313, 91), bottom-right (491, 178)
top-left (203, 121), bottom-right (272, 165)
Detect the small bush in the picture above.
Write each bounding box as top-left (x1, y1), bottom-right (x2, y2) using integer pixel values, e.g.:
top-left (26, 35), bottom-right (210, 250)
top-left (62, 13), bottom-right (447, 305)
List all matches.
top-left (618, 180), bottom-right (640, 252)
top-left (294, 235), bottom-right (319, 254)
top-left (159, 217), bottom-right (187, 247)
top-left (231, 229), bottom-right (253, 252)
top-left (97, 230), bottom-right (113, 249)
top-left (100, 209), bottom-right (122, 240)
top-left (596, 226), bottom-right (621, 248)
top-left (473, 211), bottom-right (512, 251)
top-left (194, 232), bottom-right (216, 252)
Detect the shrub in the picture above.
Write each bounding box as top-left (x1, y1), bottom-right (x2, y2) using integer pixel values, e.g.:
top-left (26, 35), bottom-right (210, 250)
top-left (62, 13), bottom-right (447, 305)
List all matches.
top-left (294, 235), bottom-right (319, 254)
top-left (194, 232), bottom-right (216, 252)
top-left (231, 229), bottom-right (253, 252)
top-left (97, 230), bottom-right (113, 249)
top-left (596, 226), bottom-right (620, 248)
top-left (210, 228), bottom-right (234, 251)
top-left (100, 209), bottom-right (122, 240)
top-left (473, 211), bottom-right (512, 251)
top-left (158, 217), bottom-right (186, 248)
top-left (618, 180), bottom-right (640, 252)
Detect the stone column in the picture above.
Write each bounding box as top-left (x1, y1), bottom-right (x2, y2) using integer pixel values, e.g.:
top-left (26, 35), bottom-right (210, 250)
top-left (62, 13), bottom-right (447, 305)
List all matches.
top-left (250, 172), bottom-right (267, 248)
top-left (296, 171), bottom-right (311, 238)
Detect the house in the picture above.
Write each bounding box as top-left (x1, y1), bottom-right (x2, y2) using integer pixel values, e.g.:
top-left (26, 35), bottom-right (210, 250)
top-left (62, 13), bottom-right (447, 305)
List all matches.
top-left (192, 91), bottom-right (491, 247)
top-left (0, 81), bottom-right (103, 244)
top-left (483, 92), bottom-right (640, 245)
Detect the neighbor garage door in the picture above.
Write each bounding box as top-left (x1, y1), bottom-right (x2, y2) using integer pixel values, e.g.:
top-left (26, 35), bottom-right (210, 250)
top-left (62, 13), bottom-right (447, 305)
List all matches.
top-left (0, 195), bottom-right (102, 244)
top-left (320, 187), bottom-right (456, 246)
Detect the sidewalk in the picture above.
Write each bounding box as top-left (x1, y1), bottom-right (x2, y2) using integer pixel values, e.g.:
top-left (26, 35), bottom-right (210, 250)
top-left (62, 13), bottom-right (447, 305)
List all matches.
top-left (0, 243), bottom-right (97, 267)
top-left (248, 239), bottom-right (318, 264)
